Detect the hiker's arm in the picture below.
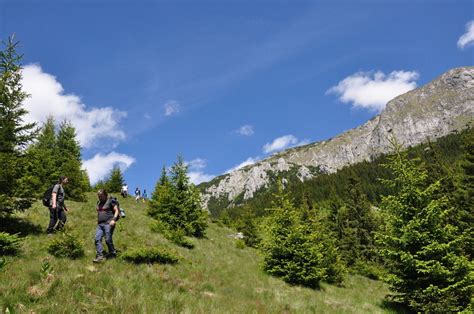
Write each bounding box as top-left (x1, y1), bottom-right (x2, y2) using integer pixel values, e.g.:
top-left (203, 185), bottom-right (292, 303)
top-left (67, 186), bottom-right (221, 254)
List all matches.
top-left (110, 204), bottom-right (119, 225)
top-left (52, 192), bottom-right (57, 209)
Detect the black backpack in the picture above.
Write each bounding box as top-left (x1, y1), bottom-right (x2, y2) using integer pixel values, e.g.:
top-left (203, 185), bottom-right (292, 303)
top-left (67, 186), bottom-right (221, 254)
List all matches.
top-left (42, 185), bottom-right (55, 207)
top-left (110, 197), bottom-right (122, 221)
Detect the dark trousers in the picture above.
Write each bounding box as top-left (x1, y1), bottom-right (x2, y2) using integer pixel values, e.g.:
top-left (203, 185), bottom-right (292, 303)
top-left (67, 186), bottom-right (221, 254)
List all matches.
top-left (46, 207), bottom-right (67, 233)
top-left (95, 223), bottom-right (116, 257)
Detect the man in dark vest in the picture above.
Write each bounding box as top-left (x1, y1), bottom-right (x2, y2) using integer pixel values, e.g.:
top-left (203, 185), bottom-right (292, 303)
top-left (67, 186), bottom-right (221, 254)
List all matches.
top-left (47, 176), bottom-right (69, 234)
top-left (93, 189), bottom-right (120, 263)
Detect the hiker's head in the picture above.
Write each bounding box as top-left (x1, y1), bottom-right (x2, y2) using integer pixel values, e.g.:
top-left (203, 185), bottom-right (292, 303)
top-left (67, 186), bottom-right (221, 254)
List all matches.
top-left (97, 189), bottom-right (108, 201)
top-left (58, 176), bottom-right (68, 185)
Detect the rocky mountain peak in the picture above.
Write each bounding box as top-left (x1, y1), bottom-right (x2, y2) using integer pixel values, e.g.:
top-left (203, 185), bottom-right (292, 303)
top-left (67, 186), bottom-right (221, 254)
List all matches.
top-left (200, 67), bottom-right (474, 209)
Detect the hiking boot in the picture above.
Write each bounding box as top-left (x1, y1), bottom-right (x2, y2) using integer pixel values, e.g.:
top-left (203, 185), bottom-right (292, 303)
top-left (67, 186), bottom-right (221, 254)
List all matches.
top-left (105, 252), bottom-right (117, 259)
top-left (93, 256), bottom-right (105, 263)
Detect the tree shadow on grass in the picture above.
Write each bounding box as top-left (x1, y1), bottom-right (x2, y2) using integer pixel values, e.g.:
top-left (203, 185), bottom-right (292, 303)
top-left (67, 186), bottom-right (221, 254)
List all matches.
top-left (380, 298), bottom-right (413, 314)
top-left (0, 215), bottom-right (43, 236)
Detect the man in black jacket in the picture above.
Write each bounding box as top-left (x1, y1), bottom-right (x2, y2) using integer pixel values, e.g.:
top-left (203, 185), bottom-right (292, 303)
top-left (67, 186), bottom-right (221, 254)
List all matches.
top-left (47, 176), bottom-right (69, 234)
top-left (93, 189), bottom-right (120, 263)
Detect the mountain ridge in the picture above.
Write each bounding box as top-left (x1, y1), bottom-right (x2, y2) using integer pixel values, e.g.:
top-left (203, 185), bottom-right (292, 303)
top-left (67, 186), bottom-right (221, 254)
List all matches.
top-left (200, 67), bottom-right (474, 208)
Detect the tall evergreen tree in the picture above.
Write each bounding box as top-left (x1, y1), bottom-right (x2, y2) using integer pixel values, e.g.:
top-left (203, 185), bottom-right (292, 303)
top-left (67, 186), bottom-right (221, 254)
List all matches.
top-left (56, 121), bottom-right (87, 201)
top-left (376, 142), bottom-right (472, 312)
top-left (338, 178), bottom-right (377, 266)
top-left (21, 116), bottom-right (58, 197)
top-left (260, 181), bottom-right (344, 288)
top-left (170, 157), bottom-right (207, 237)
top-left (148, 159), bottom-right (208, 237)
top-left (107, 166), bottom-right (124, 193)
top-left (0, 36), bottom-right (37, 214)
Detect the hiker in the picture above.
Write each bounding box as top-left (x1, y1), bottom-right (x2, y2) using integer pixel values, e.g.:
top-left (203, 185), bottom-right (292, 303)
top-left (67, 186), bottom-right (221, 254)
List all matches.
top-left (46, 176), bottom-right (69, 234)
top-left (135, 187), bottom-right (141, 202)
top-left (93, 189), bottom-right (120, 263)
top-left (142, 189), bottom-right (148, 202)
top-left (121, 183), bottom-right (128, 198)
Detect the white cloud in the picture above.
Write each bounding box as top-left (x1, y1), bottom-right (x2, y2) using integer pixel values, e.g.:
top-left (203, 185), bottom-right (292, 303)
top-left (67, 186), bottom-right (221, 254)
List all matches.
top-left (82, 152), bottom-right (136, 184)
top-left (186, 158), bottom-right (215, 185)
top-left (235, 124), bottom-right (254, 136)
top-left (164, 100), bottom-right (180, 116)
top-left (225, 157), bottom-right (259, 173)
top-left (186, 158), bottom-right (207, 170)
top-left (263, 135), bottom-right (310, 154)
top-left (21, 64), bottom-right (127, 148)
top-left (188, 172), bottom-right (215, 185)
top-left (458, 20), bottom-right (474, 49)
top-left (327, 70), bottom-right (419, 112)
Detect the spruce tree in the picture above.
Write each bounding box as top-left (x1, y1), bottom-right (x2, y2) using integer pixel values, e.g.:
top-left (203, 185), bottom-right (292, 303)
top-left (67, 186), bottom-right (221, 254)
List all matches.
top-left (148, 166), bottom-right (175, 223)
top-left (339, 177), bottom-right (377, 266)
top-left (148, 160), bottom-right (208, 238)
top-left (0, 36), bottom-right (37, 214)
top-left (107, 166), bottom-right (124, 193)
top-left (260, 181), bottom-right (344, 288)
top-left (170, 157), bottom-right (207, 237)
top-left (376, 142), bottom-right (472, 312)
top-left (56, 121), bottom-right (87, 201)
top-left (21, 116), bottom-right (58, 197)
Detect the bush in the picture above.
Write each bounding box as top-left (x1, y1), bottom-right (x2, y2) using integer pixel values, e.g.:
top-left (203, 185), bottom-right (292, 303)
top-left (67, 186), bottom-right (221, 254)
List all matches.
top-left (46, 233), bottom-right (84, 258)
top-left (121, 247), bottom-right (179, 264)
top-left (0, 232), bottom-right (22, 255)
top-left (235, 239), bottom-right (246, 249)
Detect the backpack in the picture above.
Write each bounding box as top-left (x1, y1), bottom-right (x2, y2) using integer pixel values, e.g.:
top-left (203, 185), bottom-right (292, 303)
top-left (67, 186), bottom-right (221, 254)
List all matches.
top-left (42, 185), bottom-right (55, 207)
top-left (110, 197), bottom-right (126, 220)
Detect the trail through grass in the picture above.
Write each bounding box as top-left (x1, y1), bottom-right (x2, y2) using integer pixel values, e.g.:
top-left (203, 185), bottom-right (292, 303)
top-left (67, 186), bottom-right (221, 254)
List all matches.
top-left (1, 193), bottom-right (394, 313)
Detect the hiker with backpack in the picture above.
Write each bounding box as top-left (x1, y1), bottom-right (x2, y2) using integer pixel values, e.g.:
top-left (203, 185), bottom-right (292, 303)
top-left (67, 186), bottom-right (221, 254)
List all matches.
top-left (93, 189), bottom-right (120, 263)
top-left (46, 176), bottom-right (69, 234)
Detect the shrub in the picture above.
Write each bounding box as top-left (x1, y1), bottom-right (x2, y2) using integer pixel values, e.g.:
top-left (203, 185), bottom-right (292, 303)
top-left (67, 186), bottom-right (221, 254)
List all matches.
top-left (0, 232), bottom-right (22, 255)
top-left (121, 247), bottom-right (179, 264)
top-left (46, 233), bottom-right (84, 258)
top-left (235, 239), bottom-right (246, 249)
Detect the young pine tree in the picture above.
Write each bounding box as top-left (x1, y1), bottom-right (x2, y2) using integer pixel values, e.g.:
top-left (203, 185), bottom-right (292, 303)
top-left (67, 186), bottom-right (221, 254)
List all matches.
top-left (260, 180), bottom-right (344, 288)
top-left (56, 121), bottom-right (87, 201)
top-left (21, 116), bottom-right (59, 197)
top-left (147, 166), bottom-right (176, 225)
top-left (0, 36), bottom-right (37, 214)
top-left (170, 157), bottom-right (207, 237)
top-left (107, 166), bottom-right (124, 193)
top-left (148, 160), bottom-right (208, 238)
top-left (339, 177), bottom-right (377, 266)
top-left (376, 142), bottom-right (472, 313)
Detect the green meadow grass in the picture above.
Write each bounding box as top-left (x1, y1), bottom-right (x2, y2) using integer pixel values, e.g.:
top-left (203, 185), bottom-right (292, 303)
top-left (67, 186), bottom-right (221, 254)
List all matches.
top-left (1, 192), bottom-right (396, 313)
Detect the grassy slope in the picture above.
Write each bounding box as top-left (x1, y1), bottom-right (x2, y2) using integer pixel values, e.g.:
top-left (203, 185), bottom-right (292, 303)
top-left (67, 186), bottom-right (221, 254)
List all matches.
top-left (1, 193), bottom-right (394, 313)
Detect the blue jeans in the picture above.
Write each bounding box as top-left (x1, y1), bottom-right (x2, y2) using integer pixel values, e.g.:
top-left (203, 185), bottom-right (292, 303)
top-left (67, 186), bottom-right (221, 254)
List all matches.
top-left (94, 223), bottom-right (116, 257)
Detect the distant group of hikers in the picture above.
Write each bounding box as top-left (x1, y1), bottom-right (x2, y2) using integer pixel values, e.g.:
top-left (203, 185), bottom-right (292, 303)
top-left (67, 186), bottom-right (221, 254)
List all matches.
top-left (46, 175), bottom-right (130, 263)
top-left (121, 184), bottom-right (147, 203)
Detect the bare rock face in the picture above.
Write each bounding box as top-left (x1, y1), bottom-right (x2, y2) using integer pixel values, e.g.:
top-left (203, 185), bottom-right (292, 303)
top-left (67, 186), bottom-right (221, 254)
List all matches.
top-left (201, 67), bottom-right (474, 209)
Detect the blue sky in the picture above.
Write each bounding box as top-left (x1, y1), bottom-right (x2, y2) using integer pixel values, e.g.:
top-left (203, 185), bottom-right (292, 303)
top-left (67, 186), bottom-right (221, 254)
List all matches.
top-left (1, 0), bottom-right (473, 193)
